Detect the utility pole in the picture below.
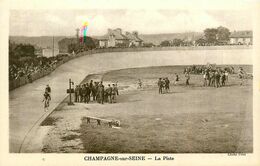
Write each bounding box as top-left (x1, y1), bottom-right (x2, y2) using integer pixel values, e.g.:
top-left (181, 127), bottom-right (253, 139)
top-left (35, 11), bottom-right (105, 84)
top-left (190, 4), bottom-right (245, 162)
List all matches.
top-left (67, 79), bottom-right (74, 105)
top-left (52, 36), bottom-right (55, 57)
top-left (76, 28), bottom-right (80, 43)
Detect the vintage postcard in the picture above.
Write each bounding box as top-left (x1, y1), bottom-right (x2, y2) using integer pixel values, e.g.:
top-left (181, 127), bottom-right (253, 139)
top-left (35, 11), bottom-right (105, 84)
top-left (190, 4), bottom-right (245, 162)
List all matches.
top-left (0, 0), bottom-right (260, 165)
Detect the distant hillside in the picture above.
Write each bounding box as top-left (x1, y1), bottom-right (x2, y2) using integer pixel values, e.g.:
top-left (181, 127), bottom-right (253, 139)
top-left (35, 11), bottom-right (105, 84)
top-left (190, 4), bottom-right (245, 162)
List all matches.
top-left (139, 32), bottom-right (204, 45)
top-left (9, 36), bottom-right (73, 49)
top-left (9, 32), bottom-right (204, 49)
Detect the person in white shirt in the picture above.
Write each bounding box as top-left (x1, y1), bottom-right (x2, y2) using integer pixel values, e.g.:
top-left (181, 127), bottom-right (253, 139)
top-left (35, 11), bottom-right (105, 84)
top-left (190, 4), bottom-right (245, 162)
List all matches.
top-left (224, 70), bottom-right (229, 83)
top-left (203, 71), bottom-right (207, 86)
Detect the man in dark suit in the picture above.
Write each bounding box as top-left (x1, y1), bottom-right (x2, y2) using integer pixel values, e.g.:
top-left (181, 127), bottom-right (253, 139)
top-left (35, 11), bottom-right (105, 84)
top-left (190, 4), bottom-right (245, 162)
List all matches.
top-left (158, 78), bottom-right (163, 94)
top-left (111, 84), bottom-right (119, 103)
top-left (98, 82), bottom-right (105, 104)
top-left (85, 83), bottom-right (91, 103)
top-left (74, 85), bottom-right (80, 102)
top-left (106, 84), bottom-right (112, 103)
top-left (81, 84), bottom-right (87, 103)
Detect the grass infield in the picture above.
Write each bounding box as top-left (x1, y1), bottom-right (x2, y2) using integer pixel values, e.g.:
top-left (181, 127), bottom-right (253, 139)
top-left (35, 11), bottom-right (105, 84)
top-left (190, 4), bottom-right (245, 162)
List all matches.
top-left (41, 65), bottom-right (252, 153)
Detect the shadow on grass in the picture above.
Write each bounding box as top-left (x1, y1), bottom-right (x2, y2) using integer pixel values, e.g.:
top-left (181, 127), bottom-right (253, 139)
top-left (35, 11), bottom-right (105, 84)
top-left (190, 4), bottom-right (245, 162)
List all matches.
top-left (61, 134), bottom-right (80, 141)
top-left (40, 116), bottom-right (62, 126)
top-left (160, 91), bottom-right (184, 94)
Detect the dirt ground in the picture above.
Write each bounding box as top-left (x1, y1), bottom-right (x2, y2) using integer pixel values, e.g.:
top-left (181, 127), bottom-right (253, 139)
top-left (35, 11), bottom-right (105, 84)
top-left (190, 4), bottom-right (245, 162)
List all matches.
top-left (39, 65), bottom-right (253, 153)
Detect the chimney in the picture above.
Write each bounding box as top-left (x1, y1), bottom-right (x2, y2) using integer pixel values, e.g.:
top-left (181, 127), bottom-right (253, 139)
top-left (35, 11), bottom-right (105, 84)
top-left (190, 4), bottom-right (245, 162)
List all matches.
top-left (115, 28), bottom-right (122, 34)
top-left (107, 28), bottom-right (113, 35)
top-left (132, 31), bottom-right (138, 37)
top-left (76, 28), bottom-right (80, 40)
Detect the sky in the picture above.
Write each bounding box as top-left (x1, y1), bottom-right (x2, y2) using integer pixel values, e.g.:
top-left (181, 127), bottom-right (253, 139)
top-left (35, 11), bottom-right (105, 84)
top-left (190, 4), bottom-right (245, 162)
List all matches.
top-left (9, 1), bottom-right (254, 36)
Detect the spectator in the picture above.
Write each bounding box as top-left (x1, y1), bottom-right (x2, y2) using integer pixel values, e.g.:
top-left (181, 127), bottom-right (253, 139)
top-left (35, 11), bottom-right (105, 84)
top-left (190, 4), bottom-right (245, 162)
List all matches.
top-left (185, 72), bottom-right (190, 85)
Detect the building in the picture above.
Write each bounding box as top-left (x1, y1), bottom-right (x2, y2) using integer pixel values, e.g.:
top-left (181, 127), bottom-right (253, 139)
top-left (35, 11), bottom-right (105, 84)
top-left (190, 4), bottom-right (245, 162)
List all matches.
top-left (98, 28), bottom-right (129, 48)
top-left (42, 48), bottom-right (59, 57)
top-left (34, 45), bottom-right (59, 57)
top-left (229, 30), bottom-right (253, 45)
top-left (97, 28), bottom-right (143, 48)
top-left (125, 31), bottom-right (143, 47)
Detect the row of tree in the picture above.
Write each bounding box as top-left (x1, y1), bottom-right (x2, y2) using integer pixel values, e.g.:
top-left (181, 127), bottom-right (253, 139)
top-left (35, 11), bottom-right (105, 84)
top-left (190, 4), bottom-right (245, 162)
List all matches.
top-left (9, 41), bottom-right (38, 66)
top-left (204, 26), bottom-right (230, 45)
top-left (160, 39), bottom-right (193, 47)
top-left (9, 41), bottom-right (66, 68)
top-left (10, 36), bottom-right (97, 64)
top-left (160, 26), bottom-right (231, 47)
top-left (9, 41), bottom-right (36, 59)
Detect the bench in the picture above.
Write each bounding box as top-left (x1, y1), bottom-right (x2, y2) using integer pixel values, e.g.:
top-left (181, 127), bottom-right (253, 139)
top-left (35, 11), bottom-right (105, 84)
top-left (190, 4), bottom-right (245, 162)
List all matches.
top-left (84, 116), bottom-right (120, 127)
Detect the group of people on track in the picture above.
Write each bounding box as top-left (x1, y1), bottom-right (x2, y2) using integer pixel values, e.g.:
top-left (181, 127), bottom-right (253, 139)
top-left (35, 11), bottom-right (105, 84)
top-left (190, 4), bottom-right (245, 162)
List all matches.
top-left (42, 81), bottom-right (120, 111)
top-left (202, 69), bottom-right (228, 87)
top-left (154, 66), bottom-right (250, 94)
top-left (42, 65), bottom-right (250, 110)
top-left (184, 65), bottom-right (231, 88)
top-left (157, 77), bottom-right (170, 94)
top-left (74, 80), bottom-right (119, 104)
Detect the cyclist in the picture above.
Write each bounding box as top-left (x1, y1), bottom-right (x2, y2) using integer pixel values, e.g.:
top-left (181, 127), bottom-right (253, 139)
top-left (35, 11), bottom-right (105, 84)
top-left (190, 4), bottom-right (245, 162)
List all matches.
top-left (43, 91), bottom-right (51, 111)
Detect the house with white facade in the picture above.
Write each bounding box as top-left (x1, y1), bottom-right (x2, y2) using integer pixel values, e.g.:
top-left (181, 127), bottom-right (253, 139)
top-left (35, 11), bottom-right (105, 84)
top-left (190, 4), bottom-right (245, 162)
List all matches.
top-left (97, 28), bottom-right (143, 48)
top-left (42, 48), bottom-right (59, 57)
top-left (229, 31), bottom-right (253, 45)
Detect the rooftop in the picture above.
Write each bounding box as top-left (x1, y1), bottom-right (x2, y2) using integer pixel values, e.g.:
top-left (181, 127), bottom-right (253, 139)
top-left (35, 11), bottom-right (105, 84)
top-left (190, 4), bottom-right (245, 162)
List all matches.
top-left (125, 32), bottom-right (143, 42)
top-left (97, 28), bottom-right (129, 40)
top-left (230, 30), bottom-right (253, 38)
top-left (96, 28), bottom-right (143, 41)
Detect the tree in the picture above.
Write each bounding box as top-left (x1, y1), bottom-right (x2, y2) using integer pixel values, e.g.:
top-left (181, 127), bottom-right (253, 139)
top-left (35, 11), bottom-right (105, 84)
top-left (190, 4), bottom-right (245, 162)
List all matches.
top-left (14, 44), bottom-right (36, 58)
top-left (9, 41), bottom-right (37, 66)
top-left (82, 36), bottom-right (96, 49)
top-left (204, 28), bottom-right (218, 44)
top-left (172, 38), bottom-right (183, 47)
top-left (195, 38), bottom-right (207, 46)
top-left (66, 36), bottom-right (96, 53)
top-left (160, 40), bottom-right (171, 47)
top-left (115, 42), bottom-right (128, 48)
top-left (68, 43), bottom-right (79, 53)
top-left (9, 41), bottom-right (17, 59)
top-left (142, 42), bottom-right (155, 47)
top-left (183, 41), bottom-right (193, 46)
top-left (216, 26), bottom-right (230, 42)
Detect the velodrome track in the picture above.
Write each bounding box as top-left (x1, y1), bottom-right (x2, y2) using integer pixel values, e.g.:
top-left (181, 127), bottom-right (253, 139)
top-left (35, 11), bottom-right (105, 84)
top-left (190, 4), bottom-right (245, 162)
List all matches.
top-left (9, 49), bottom-right (252, 152)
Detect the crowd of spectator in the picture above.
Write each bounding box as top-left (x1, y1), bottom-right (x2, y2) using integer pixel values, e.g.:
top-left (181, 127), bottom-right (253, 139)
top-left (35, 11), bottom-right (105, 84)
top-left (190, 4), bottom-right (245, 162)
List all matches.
top-left (182, 64), bottom-right (232, 88)
top-left (183, 64), bottom-right (235, 75)
top-left (9, 54), bottom-right (69, 81)
top-left (182, 64), bottom-right (252, 87)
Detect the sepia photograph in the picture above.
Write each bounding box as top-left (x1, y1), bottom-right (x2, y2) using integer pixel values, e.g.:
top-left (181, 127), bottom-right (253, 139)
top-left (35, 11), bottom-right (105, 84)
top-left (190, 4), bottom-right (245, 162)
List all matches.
top-left (1, 0), bottom-right (260, 165)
